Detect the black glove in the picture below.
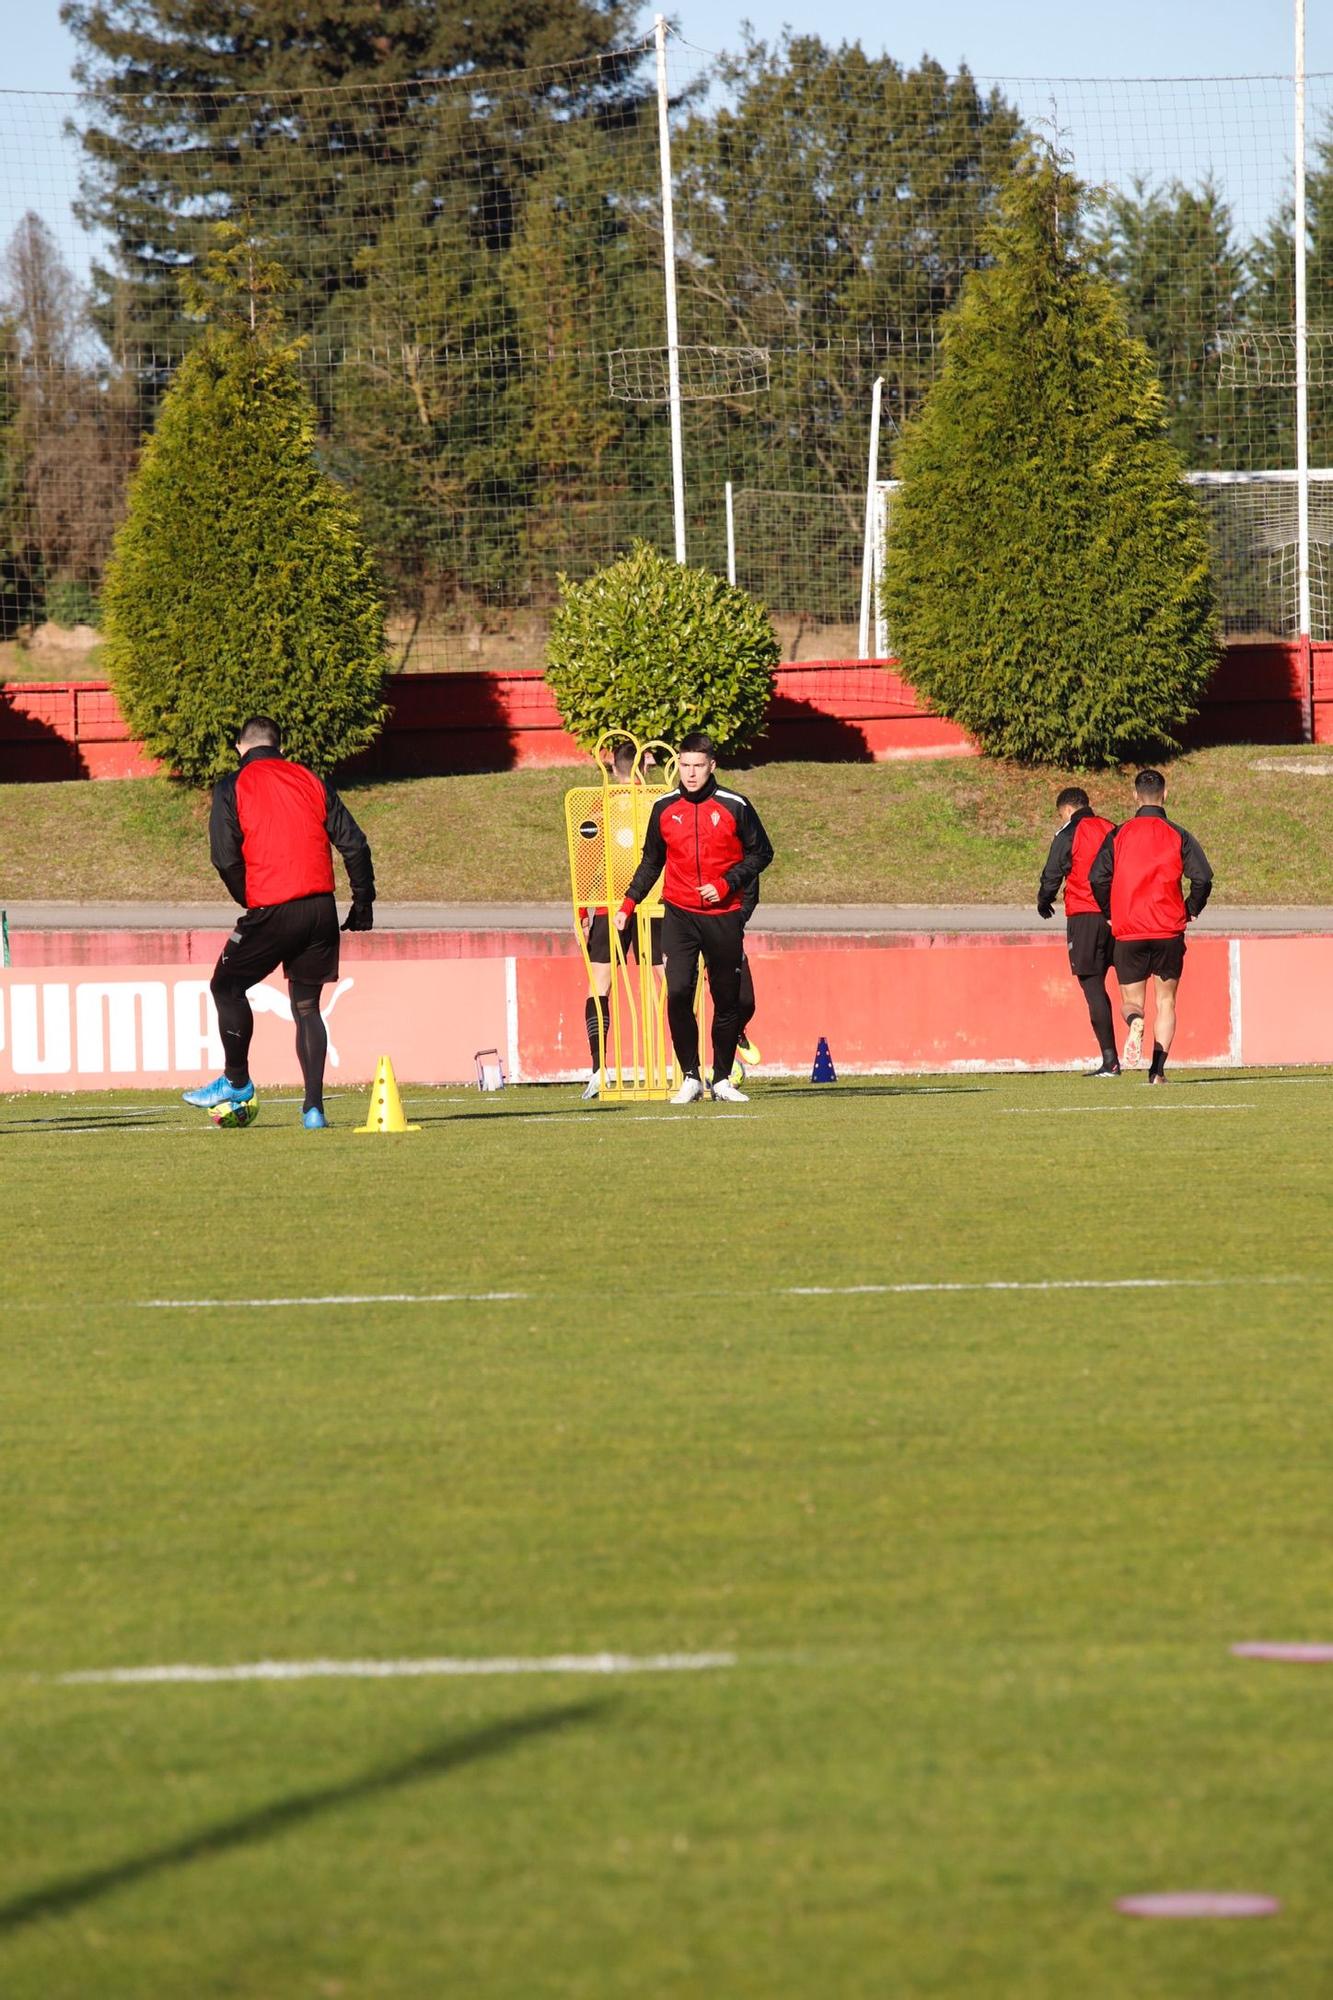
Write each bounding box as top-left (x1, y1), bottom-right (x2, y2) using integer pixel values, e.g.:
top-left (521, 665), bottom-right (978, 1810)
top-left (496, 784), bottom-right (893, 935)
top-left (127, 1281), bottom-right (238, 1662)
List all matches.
top-left (1037, 900), bottom-right (1055, 921)
top-left (341, 900), bottom-right (374, 932)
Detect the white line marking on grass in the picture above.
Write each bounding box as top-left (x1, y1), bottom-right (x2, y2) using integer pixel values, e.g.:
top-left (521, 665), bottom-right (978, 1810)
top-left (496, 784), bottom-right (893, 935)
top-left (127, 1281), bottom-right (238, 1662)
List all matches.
top-left (783, 1276), bottom-right (1304, 1298)
top-left (56, 1650), bottom-right (738, 1686)
top-left (1001, 1105), bottom-right (1256, 1114)
top-left (137, 1291), bottom-right (530, 1309)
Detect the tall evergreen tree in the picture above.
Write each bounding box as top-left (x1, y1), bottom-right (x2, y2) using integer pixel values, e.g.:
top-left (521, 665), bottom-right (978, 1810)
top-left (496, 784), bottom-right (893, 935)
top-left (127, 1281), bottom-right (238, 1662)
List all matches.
top-left (1087, 179), bottom-right (1246, 471)
top-left (883, 150), bottom-right (1218, 766)
top-left (62, 0), bottom-right (652, 379)
top-left (673, 39), bottom-right (1022, 502)
top-left (102, 226), bottom-right (387, 782)
top-left (1244, 122), bottom-right (1333, 469)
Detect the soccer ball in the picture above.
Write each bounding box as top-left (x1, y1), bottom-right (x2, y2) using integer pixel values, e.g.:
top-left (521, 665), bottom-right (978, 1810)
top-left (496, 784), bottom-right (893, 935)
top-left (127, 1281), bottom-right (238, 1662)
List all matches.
top-left (210, 1099), bottom-right (260, 1129)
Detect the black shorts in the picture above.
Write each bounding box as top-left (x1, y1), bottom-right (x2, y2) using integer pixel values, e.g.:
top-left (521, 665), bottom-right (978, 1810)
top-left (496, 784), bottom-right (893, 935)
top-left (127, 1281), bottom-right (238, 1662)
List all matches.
top-left (1066, 912), bottom-right (1113, 979)
top-left (1113, 934), bottom-right (1186, 984)
top-left (586, 911), bottom-right (664, 967)
top-left (214, 893), bottom-right (341, 989)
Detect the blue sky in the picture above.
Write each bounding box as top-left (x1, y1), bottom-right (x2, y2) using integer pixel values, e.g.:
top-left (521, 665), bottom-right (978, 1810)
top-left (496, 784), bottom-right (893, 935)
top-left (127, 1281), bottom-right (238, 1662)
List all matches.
top-left (9, 1), bottom-right (1333, 96)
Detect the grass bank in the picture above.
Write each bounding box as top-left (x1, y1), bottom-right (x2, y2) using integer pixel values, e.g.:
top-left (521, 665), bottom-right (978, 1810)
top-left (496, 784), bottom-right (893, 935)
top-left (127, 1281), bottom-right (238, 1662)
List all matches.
top-left (2, 746), bottom-right (1332, 904)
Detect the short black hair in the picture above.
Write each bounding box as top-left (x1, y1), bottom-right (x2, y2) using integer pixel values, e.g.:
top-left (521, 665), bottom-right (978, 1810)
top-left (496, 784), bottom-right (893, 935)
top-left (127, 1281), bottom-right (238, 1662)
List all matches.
top-left (1056, 786), bottom-right (1090, 811)
top-left (1134, 768), bottom-right (1166, 801)
top-left (678, 730), bottom-right (716, 759)
top-left (610, 740), bottom-right (636, 776)
top-left (237, 714), bottom-right (281, 750)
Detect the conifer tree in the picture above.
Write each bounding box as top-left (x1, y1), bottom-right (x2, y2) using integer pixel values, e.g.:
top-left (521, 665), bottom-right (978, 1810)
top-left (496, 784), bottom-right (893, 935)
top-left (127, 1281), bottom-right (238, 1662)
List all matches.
top-left (882, 149), bottom-right (1218, 766)
top-left (102, 226), bottom-right (387, 783)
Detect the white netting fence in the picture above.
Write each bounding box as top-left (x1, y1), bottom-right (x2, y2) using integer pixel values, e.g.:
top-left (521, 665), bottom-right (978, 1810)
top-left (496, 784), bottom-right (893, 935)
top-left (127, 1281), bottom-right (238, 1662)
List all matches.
top-left (1, 39), bottom-right (1332, 658)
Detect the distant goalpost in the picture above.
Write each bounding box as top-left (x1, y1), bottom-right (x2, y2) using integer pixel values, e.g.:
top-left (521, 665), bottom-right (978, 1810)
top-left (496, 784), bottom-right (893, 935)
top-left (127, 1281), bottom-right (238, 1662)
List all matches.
top-left (872, 470), bottom-right (1333, 660)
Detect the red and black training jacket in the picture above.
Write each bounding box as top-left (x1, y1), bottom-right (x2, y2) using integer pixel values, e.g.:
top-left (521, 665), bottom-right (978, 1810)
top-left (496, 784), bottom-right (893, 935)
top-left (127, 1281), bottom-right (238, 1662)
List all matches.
top-left (621, 773), bottom-right (773, 918)
top-left (210, 745), bottom-right (375, 909)
top-left (1037, 806), bottom-right (1117, 919)
top-left (1089, 805), bottom-right (1213, 940)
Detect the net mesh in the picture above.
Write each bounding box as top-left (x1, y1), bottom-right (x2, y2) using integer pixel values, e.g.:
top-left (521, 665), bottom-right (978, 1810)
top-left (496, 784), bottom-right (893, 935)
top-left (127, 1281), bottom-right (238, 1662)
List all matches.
top-left (1, 43), bottom-right (1332, 659)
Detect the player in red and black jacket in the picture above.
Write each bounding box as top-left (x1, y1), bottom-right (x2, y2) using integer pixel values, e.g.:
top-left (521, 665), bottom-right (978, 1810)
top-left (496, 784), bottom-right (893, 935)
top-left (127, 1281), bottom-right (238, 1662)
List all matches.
top-left (1037, 785), bottom-right (1120, 1075)
top-left (1089, 768), bottom-right (1213, 1084)
top-left (182, 714), bottom-right (375, 1128)
top-left (616, 730), bottom-right (773, 1104)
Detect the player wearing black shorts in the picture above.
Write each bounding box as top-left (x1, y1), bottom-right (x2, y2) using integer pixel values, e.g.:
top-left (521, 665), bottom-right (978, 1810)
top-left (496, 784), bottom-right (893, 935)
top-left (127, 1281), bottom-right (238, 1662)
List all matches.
top-left (1089, 769), bottom-right (1213, 1084)
top-left (182, 714), bottom-right (374, 1127)
top-left (1037, 785), bottom-right (1119, 1076)
top-left (617, 731), bottom-right (773, 1104)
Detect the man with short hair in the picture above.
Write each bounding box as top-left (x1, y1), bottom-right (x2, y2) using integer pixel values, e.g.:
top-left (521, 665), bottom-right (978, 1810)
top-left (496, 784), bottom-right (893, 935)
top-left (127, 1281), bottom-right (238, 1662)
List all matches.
top-left (1089, 769), bottom-right (1213, 1085)
top-left (183, 715), bottom-right (375, 1127)
top-left (1037, 785), bottom-right (1120, 1076)
top-left (617, 731), bottom-right (773, 1104)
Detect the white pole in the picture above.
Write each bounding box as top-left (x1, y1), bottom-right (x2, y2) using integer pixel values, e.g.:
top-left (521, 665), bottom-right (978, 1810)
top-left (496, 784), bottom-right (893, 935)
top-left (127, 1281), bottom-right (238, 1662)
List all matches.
top-left (655, 15), bottom-right (687, 564)
top-left (725, 480), bottom-right (736, 585)
top-left (873, 482), bottom-right (890, 659)
top-left (858, 375), bottom-right (884, 658)
top-left (1295, 0), bottom-right (1313, 736)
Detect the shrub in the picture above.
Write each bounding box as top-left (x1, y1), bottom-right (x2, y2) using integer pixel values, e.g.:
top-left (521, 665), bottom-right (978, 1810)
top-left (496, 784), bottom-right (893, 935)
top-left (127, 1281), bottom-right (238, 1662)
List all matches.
top-left (545, 540), bottom-right (778, 755)
top-left (43, 578), bottom-right (99, 628)
top-left (882, 149), bottom-right (1219, 766)
top-left (102, 318), bottom-right (387, 784)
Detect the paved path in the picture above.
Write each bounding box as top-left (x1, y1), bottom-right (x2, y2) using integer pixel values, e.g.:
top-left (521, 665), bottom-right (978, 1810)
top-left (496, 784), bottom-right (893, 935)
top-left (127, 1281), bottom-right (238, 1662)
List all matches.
top-left (6, 900), bottom-right (1333, 934)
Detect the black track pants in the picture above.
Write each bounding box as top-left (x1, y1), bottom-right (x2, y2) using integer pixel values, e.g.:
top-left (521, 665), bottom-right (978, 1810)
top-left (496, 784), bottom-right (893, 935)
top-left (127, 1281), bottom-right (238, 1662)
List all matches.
top-left (662, 904), bottom-right (745, 1081)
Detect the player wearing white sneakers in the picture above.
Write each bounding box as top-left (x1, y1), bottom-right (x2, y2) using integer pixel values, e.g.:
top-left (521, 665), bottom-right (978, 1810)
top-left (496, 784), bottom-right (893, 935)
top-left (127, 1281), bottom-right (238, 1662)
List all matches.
top-left (616, 732), bottom-right (773, 1104)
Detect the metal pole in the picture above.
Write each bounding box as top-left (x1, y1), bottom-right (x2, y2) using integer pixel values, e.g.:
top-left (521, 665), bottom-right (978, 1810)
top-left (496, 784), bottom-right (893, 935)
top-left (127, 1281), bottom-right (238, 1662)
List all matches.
top-left (655, 16), bottom-right (687, 563)
top-left (725, 480), bottom-right (736, 585)
top-left (1295, 0), bottom-right (1313, 736)
top-left (858, 376), bottom-right (884, 658)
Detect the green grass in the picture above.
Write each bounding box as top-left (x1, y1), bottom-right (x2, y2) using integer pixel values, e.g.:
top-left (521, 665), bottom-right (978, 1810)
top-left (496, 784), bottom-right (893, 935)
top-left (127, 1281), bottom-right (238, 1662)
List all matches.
top-left (4, 745), bottom-right (1333, 904)
top-left (3, 1072), bottom-right (1333, 1996)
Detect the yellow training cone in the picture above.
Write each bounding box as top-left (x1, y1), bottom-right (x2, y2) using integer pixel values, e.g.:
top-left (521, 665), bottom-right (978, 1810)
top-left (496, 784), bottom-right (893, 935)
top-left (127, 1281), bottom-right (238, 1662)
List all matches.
top-left (355, 1055), bottom-right (421, 1134)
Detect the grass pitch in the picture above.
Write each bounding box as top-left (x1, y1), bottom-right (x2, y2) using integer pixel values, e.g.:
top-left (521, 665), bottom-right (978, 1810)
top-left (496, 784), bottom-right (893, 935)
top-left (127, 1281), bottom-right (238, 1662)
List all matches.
top-left (3, 1071), bottom-right (1333, 1998)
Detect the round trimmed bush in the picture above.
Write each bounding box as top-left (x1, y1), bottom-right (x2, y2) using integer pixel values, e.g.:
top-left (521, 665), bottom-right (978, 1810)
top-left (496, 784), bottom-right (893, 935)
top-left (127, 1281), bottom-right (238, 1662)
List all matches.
top-left (103, 324), bottom-right (387, 784)
top-left (545, 540), bottom-right (778, 755)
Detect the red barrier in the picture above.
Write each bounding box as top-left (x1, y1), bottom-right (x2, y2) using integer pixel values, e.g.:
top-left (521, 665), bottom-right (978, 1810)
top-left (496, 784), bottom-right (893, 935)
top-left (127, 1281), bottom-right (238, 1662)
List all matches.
top-left (2, 641), bottom-right (1322, 781)
top-left (0, 924), bottom-right (1300, 1094)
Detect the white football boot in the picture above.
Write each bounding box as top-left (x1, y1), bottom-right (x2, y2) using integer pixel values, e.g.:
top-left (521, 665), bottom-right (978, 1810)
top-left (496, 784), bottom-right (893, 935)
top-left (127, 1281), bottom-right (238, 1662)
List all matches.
top-left (671, 1076), bottom-right (705, 1105)
top-left (709, 1078), bottom-right (749, 1103)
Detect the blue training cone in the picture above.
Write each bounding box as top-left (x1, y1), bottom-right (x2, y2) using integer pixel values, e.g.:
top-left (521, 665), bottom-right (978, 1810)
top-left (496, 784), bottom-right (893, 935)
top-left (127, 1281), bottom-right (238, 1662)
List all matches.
top-left (811, 1035), bottom-right (837, 1083)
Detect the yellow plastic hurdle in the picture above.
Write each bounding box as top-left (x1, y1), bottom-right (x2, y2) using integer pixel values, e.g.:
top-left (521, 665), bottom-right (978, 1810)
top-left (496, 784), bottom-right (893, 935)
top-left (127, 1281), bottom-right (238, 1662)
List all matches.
top-left (564, 733), bottom-right (682, 1101)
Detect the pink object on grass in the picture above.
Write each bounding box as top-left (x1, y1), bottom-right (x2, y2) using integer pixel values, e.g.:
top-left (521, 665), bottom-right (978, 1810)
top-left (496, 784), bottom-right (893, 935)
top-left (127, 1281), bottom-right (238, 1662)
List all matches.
top-left (1117, 1893), bottom-right (1280, 1920)
top-left (1232, 1641), bottom-right (1333, 1663)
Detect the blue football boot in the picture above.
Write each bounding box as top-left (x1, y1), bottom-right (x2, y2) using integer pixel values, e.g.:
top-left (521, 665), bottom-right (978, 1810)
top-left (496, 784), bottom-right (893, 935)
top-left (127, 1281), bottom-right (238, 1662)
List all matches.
top-left (302, 1107), bottom-right (328, 1130)
top-left (183, 1074), bottom-right (255, 1111)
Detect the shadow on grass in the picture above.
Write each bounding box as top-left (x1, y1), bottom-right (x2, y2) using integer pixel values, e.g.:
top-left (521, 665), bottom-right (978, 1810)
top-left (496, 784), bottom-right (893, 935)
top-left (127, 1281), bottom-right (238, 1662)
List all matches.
top-left (1177, 1071), bottom-right (1333, 1086)
top-left (765, 1083), bottom-right (993, 1100)
top-left (409, 1103), bottom-right (625, 1125)
top-left (0, 1696), bottom-right (611, 1935)
top-left (1, 1112), bottom-right (176, 1134)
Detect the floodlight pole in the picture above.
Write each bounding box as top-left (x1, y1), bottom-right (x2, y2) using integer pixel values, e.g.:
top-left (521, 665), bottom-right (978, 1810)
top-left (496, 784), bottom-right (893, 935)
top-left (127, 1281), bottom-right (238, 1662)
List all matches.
top-left (858, 376), bottom-right (885, 658)
top-left (725, 480), bottom-right (737, 585)
top-left (655, 15), bottom-right (687, 563)
top-left (1295, 0), bottom-right (1314, 737)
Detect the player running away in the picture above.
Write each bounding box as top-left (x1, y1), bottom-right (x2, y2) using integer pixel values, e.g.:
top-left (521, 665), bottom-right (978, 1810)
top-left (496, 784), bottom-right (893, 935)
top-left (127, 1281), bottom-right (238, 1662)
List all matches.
top-left (182, 715), bottom-right (375, 1128)
top-left (1037, 786), bottom-right (1120, 1076)
top-left (616, 731), bottom-right (773, 1104)
top-left (1089, 769), bottom-right (1213, 1085)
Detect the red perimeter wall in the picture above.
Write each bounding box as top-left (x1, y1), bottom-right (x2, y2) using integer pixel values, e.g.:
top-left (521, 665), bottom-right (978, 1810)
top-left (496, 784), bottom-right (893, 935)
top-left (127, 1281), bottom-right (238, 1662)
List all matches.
top-left (6, 921), bottom-right (1329, 1091)
top-left (0, 642), bottom-right (1321, 781)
